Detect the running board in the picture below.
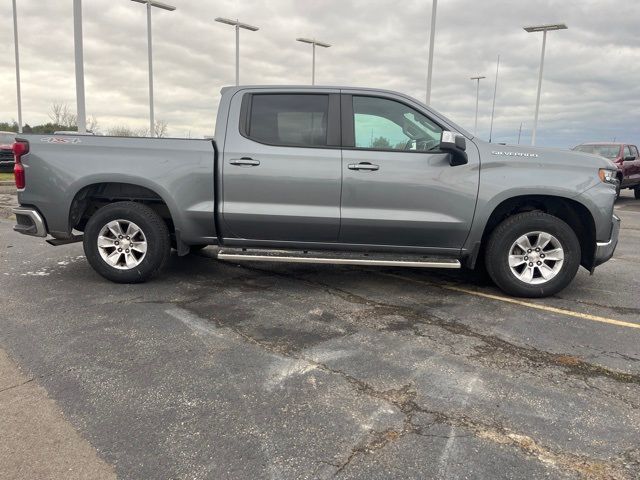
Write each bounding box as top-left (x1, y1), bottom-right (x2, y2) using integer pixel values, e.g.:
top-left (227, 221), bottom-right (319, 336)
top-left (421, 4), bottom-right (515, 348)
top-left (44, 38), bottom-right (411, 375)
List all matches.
top-left (216, 248), bottom-right (461, 269)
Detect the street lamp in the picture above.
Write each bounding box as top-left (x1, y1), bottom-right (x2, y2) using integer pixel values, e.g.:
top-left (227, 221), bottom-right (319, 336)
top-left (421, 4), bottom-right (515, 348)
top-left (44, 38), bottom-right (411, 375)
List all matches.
top-left (11, 0), bottom-right (22, 133)
top-left (488, 55), bottom-right (500, 143)
top-left (296, 38), bottom-right (331, 85)
top-left (215, 18), bottom-right (259, 86)
top-left (426, 0), bottom-right (438, 105)
top-left (470, 75), bottom-right (486, 136)
top-left (73, 0), bottom-right (86, 133)
top-left (131, 0), bottom-right (176, 137)
top-left (523, 23), bottom-right (567, 145)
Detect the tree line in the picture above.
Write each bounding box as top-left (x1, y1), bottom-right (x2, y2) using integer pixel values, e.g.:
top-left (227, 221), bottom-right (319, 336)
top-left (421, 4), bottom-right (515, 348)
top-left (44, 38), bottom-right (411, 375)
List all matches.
top-left (1, 103), bottom-right (168, 138)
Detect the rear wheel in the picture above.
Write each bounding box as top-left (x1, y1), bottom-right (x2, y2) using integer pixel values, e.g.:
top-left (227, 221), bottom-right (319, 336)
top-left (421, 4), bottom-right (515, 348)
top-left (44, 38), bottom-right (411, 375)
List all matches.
top-left (485, 212), bottom-right (581, 298)
top-left (634, 185), bottom-right (640, 200)
top-left (83, 201), bottom-right (170, 283)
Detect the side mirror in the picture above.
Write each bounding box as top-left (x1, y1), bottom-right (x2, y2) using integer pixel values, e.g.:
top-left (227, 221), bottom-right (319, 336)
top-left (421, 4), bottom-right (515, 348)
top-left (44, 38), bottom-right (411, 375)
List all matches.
top-left (624, 155), bottom-right (636, 162)
top-left (440, 131), bottom-right (468, 166)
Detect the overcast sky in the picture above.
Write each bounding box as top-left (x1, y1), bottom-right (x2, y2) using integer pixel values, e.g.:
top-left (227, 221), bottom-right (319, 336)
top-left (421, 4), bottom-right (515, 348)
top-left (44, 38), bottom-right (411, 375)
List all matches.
top-left (1, 0), bottom-right (638, 147)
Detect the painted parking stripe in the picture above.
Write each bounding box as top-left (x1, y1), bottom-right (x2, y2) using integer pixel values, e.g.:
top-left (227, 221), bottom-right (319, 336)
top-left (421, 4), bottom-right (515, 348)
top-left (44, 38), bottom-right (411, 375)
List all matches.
top-left (383, 274), bottom-right (640, 330)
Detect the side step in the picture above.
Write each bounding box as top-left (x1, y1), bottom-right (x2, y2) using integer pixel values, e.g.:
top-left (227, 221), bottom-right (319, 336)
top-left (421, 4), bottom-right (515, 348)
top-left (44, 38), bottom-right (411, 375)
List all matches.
top-left (216, 248), bottom-right (461, 269)
top-left (46, 235), bottom-right (83, 246)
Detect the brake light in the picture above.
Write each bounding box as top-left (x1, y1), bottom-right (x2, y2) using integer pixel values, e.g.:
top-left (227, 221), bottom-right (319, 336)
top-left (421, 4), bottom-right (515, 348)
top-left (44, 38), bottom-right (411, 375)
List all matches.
top-left (13, 141), bottom-right (29, 190)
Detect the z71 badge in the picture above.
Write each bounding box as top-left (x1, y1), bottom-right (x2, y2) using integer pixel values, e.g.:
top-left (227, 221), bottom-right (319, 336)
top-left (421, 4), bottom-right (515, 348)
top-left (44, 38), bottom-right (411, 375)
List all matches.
top-left (491, 151), bottom-right (538, 157)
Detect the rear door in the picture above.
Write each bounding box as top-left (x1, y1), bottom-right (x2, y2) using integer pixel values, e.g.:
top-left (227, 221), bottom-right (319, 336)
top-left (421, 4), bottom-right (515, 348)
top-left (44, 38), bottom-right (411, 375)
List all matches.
top-left (339, 92), bottom-right (479, 252)
top-left (221, 90), bottom-right (342, 242)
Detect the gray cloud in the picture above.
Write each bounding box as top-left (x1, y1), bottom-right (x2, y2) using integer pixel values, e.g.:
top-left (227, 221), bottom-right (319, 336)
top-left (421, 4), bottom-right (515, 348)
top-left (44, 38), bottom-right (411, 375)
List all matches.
top-left (1, 0), bottom-right (638, 147)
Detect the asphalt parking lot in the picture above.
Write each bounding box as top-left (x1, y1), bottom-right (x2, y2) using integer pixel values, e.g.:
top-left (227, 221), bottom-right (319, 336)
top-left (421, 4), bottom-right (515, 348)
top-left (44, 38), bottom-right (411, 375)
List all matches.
top-left (0, 190), bottom-right (639, 479)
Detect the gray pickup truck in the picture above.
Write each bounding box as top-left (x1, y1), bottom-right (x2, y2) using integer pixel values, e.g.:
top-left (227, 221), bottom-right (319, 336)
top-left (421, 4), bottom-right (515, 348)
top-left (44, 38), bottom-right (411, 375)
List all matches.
top-left (12, 86), bottom-right (619, 297)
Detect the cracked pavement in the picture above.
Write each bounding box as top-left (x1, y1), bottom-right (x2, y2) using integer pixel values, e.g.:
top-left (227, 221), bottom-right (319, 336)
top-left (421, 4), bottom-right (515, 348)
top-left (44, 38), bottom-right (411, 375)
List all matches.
top-left (0, 190), bottom-right (639, 479)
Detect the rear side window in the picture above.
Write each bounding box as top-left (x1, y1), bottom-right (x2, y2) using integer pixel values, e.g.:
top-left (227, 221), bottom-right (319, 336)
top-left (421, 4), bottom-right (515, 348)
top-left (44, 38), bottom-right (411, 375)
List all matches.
top-left (247, 94), bottom-right (329, 147)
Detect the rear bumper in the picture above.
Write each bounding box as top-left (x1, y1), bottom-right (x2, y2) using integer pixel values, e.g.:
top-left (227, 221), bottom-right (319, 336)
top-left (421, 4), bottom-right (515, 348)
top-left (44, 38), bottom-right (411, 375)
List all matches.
top-left (12, 207), bottom-right (47, 237)
top-left (593, 214), bottom-right (620, 268)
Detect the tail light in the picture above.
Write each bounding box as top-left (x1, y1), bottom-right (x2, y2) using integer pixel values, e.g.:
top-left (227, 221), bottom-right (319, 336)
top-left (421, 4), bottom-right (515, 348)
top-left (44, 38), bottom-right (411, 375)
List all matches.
top-left (13, 140), bottom-right (29, 190)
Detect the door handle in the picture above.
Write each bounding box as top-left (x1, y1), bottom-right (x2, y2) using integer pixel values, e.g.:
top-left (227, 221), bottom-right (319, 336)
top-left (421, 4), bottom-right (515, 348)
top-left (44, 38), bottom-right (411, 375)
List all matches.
top-left (348, 162), bottom-right (379, 171)
top-left (230, 157), bottom-right (260, 166)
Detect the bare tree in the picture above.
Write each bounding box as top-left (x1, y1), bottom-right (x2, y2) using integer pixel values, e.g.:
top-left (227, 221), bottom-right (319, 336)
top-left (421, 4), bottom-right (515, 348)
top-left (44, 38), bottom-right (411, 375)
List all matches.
top-left (107, 125), bottom-right (148, 137)
top-left (154, 120), bottom-right (168, 138)
top-left (49, 103), bottom-right (77, 128)
top-left (86, 115), bottom-right (99, 133)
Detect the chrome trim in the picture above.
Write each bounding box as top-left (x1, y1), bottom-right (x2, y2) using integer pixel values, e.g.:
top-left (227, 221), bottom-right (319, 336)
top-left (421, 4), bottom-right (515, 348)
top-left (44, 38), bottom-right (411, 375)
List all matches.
top-left (596, 214), bottom-right (621, 247)
top-left (593, 214), bottom-right (620, 268)
top-left (217, 252), bottom-right (461, 269)
top-left (12, 207), bottom-right (47, 237)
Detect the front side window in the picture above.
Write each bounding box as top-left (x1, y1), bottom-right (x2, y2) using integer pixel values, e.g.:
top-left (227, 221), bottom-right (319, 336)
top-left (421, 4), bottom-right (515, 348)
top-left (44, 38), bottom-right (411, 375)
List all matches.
top-left (248, 94), bottom-right (328, 147)
top-left (352, 96), bottom-right (442, 152)
top-left (624, 146), bottom-right (632, 158)
top-left (631, 146), bottom-right (639, 157)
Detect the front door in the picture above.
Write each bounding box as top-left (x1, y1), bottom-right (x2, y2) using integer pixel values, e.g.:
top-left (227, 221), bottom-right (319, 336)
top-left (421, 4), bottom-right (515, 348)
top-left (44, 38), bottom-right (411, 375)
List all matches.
top-left (222, 91), bottom-right (342, 243)
top-left (339, 93), bottom-right (479, 252)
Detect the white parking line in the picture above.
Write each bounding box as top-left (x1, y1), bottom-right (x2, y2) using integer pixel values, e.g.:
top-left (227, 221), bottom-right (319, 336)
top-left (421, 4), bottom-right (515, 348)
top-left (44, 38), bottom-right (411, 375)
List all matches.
top-left (383, 274), bottom-right (640, 330)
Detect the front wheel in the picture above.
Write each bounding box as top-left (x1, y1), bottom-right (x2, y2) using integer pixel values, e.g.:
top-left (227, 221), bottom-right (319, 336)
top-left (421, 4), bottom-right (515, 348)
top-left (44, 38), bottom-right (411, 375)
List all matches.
top-left (634, 185), bottom-right (640, 200)
top-left (485, 212), bottom-right (581, 298)
top-left (83, 201), bottom-right (170, 283)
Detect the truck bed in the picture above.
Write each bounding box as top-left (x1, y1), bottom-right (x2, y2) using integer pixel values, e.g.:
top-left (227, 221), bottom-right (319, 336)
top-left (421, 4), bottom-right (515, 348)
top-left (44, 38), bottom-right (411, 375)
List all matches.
top-left (16, 134), bottom-right (217, 245)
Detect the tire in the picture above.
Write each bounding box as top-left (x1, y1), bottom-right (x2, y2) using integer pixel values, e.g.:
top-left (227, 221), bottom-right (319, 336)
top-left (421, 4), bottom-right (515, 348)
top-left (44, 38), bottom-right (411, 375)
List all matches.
top-left (485, 212), bottom-right (581, 298)
top-left (83, 201), bottom-right (170, 283)
top-left (635, 185), bottom-right (640, 200)
top-left (615, 180), bottom-right (621, 200)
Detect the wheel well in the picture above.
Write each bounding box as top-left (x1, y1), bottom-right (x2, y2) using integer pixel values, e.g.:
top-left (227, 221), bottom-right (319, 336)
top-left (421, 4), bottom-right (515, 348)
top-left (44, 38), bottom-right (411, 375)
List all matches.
top-left (69, 183), bottom-right (174, 235)
top-left (479, 195), bottom-right (596, 269)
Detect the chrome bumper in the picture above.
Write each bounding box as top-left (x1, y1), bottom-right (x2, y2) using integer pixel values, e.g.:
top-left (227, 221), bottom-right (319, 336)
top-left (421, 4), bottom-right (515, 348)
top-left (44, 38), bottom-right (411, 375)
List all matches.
top-left (12, 207), bottom-right (47, 237)
top-left (593, 214), bottom-right (620, 267)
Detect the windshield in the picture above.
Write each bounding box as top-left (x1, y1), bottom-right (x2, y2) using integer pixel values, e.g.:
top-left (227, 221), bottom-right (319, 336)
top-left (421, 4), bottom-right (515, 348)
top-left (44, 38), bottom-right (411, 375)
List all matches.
top-left (574, 144), bottom-right (620, 159)
top-left (0, 133), bottom-right (15, 146)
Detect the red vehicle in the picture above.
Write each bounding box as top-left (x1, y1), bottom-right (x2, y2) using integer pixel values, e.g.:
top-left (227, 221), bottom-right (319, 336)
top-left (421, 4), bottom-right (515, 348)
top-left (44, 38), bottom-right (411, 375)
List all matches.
top-left (0, 131), bottom-right (15, 173)
top-left (573, 142), bottom-right (640, 199)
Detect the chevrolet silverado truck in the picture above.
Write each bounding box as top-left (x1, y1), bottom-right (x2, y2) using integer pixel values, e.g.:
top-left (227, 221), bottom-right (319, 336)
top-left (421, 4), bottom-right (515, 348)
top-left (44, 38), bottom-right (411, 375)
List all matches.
top-left (11, 86), bottom-right (620, 297)
top-left (573, 142), bottom-right (640, 199)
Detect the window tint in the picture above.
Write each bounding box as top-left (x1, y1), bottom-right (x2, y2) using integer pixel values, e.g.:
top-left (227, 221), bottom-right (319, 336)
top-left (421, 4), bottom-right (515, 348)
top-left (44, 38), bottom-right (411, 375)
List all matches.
top-left (352, 96), bottom-right (442, 151)
top-left (248, 94), bottom-right (328, 147)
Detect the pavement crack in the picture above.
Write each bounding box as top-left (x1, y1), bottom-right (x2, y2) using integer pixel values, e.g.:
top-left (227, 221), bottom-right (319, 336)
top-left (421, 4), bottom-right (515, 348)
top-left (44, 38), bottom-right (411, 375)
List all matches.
top-left (0, 377), bottom-right (34, 394)
top-left (159, 264), bottom-right (637, 478)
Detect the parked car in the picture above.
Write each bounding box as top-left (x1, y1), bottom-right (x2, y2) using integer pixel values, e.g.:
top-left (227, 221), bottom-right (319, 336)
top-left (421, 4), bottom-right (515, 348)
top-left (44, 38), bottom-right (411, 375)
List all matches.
top-left (11, 86), bottom-right (619, 298)
top-left (573, 142), bottom-right (640, 199)
top-left (0, 131), bottom-right (16, 173)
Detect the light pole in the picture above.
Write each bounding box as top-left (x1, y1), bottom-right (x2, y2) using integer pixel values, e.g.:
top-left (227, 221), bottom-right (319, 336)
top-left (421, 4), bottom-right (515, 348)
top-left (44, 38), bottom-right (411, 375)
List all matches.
top-left (73, 0), bottom-right (86, 133)
top-left (470, 76), bottom-right (486, 136)
top-left (12, 0), bottom-right (22, 133)
top-left (131, 0), bottom-right (176, 137)
top-left (215, 18), bottom-right (259, 86)
top-left (426, 0), bottom-right (437, 105)
top-left (488, 55), bottom-right (500, 143)
top-left (296, 38), bottom-right (331, 85)
top-left (524, 23), bottom-right (567, 145)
